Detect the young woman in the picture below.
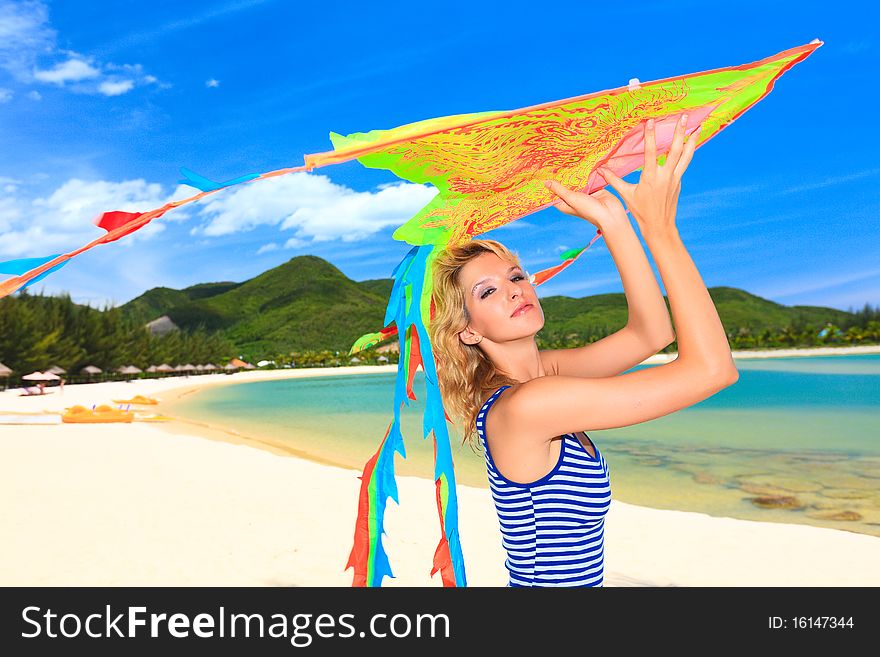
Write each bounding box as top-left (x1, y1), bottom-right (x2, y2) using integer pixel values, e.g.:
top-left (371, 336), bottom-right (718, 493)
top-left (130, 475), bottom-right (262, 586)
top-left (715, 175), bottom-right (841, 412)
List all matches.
top-left (428, 114), bottom-right (739, 587)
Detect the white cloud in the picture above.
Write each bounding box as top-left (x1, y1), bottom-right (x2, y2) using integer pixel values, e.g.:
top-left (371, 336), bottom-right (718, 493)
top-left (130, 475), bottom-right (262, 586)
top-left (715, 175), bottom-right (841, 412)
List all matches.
top-left (0, 177), bottom-right (188, 258)
top-left (26, 89), bottom-right (40, 100)
top-left (33, 57), bottom-right (100, 84)
top-left (256, 242), bottom-right (278, 254)
top-left (205, 78), bottom-right (220, 88)
top-left (758, 266), bottom-right (880, 300)
top-left (0, 1), bottom-right (161, 96)
top-left (193, 172), bottom-right (438, 242)
top-left (778, 168), bottom-right (880, 195)
top-left (0, 0), bottom-right (55, 81)
top-left (98, 79), bottom-right (135, 96)
top-left (0, 87), bottom-right (11, 102)
top-left (95, 0), bottom-right (274, 52)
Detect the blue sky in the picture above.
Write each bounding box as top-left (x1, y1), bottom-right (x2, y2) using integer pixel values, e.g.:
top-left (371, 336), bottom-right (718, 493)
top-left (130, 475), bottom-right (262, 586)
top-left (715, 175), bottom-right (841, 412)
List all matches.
top-left (0, 0), bottom-right (876, 311)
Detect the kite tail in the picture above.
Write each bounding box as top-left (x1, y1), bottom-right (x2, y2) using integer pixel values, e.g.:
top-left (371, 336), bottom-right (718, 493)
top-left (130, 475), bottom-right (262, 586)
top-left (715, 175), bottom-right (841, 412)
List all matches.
top-left (344, 234), bottom-right (606, 586)
top-left (344, 417), bottom-right (399, 587)
top-left (345, 242), bottom-right (468, 587)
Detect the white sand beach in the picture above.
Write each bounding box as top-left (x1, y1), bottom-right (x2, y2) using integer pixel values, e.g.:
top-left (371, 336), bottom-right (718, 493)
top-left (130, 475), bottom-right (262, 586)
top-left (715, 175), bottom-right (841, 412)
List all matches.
top-left (1, 344), bottom-right (879, 587)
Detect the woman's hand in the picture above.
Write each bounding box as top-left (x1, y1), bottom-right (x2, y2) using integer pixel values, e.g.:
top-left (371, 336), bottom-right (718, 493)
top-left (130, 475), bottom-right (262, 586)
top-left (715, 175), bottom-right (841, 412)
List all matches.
top-left (543, 180), bottom-right (630, 232)
top-left (598, 114), bottom-right (701, 239)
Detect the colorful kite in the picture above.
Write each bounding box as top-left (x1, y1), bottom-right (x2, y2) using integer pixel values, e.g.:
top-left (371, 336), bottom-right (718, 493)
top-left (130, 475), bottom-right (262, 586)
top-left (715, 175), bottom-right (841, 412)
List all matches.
top-left (0, 40), bottom-right (823, 586)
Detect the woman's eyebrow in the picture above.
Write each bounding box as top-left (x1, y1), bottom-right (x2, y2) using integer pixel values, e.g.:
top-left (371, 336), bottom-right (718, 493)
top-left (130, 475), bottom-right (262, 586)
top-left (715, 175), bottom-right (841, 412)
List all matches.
top-left (472, 265), bottom-right (519, 294)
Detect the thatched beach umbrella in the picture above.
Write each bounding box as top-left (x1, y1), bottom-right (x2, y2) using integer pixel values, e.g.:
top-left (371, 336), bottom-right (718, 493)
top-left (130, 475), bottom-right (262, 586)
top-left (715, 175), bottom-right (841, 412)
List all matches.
top-left (116, 365), bottom-right (142, 382)
top-left (156, 363), bottom-right (174, 373)
top-left (21, 371), bottom-right (57, 393)
top-left (23, 371), bottom-right (58, 381)
top-left (146, 365), bottom-right (158, 373)
top-left (194, 364), bottom-right (205, 371)
top-left (0, 362), bottom-right (11, 391)
top-left (203, 363), bottom-right (218, 371)
top-left (80, 365), bottom-right (102, 376)
top-left (46, 365), bottom-right (66, 375)
top-left (182, 363), bottom-right (195, 371)
top-left (223, 363), bottom-right (238, 371)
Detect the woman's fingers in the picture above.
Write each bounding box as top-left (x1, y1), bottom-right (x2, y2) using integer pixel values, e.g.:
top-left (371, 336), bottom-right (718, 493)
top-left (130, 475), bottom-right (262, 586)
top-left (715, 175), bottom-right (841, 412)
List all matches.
top-left (665, 113), bottom-right (688, 173)
top-left (643, 118), bottom-right (657, 175)
top-left (545, 179), bottom-right (579, 206)
top-left (673, 124), bottom-right (702, 180)
top-left (597, 166), bottom-right (631, 202)
top-left (552, 198), bottom-right (579, 216)
top-left (545, 179), bottom-right (607, 225)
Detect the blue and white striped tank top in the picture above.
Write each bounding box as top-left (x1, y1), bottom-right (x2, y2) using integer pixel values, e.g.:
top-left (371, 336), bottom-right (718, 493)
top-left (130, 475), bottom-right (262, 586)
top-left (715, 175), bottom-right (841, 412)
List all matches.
top-left (476, 384), bottom-right (612, 587)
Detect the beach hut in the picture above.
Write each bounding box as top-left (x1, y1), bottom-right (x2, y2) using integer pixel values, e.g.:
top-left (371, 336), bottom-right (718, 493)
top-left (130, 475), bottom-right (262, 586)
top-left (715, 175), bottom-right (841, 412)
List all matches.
top-left (156, 363), bottom-right (174, 375)
top-left (146, 365), bottom-right (158, 373)
top-left (116, 365), bottom-right (142, 381)
top-left (0, 362), bottom-right (11, 391)
top-left (222, 362), bottom-right (238, 372)
top-left (46, 365), bottom-right (67, 375)
top-left (350, 356), bottom-right (361, 363)
top-left (377, 355), bottom-right (389, 363)
top-left (203, 363), bottom-right (218, 371)
top-left (194, 364), bottom-right (205, 372)
top-left (80, 365), bottom-right (102, 383)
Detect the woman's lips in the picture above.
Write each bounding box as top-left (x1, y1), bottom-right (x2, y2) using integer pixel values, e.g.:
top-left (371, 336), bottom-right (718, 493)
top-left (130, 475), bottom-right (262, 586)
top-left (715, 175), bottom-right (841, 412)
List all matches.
top-left (511, 303), bottom-right (533, 317)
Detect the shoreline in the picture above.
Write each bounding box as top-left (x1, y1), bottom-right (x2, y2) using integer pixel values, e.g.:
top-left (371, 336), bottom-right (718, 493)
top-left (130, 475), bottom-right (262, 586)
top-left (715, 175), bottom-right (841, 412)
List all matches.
top-left (108, 343), bottom-right (880, 475)
top-left (2, 345), bottom-right (879, 585)
top-left (4, 343), bottom-right (880, 487)
top-left (4, 344), bottom-right (879, 411)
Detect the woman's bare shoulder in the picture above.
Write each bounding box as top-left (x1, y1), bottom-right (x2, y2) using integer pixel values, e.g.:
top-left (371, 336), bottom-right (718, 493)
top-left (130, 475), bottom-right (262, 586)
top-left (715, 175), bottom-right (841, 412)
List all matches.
top-left (486, 382), bottom-right (553, 444)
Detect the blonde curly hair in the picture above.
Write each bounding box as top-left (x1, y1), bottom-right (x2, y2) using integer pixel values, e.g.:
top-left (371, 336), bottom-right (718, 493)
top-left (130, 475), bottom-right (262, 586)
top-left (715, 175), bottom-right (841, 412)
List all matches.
top-left (428, 239), bottom-right (527, 454)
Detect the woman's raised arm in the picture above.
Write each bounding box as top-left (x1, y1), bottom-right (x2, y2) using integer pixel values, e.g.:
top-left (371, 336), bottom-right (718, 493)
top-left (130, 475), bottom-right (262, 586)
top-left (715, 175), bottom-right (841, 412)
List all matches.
top-left (501, 113), bottom-right (738, 439)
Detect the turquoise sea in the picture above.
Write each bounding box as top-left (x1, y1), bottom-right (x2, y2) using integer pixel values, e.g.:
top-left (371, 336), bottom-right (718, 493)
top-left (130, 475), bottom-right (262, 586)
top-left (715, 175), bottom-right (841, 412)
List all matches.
top-left (165, 354), bottom-right (880, 538)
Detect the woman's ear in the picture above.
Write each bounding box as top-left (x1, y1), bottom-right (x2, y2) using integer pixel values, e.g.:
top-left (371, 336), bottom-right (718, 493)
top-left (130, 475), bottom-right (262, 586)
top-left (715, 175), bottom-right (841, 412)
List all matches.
top-left (458, 326), bottom-right (483, 346)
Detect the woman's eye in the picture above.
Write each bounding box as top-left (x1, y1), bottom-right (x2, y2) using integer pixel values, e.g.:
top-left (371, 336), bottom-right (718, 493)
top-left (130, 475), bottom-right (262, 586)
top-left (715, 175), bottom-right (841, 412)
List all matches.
top-left (480, 274), bottom-right (524, 299)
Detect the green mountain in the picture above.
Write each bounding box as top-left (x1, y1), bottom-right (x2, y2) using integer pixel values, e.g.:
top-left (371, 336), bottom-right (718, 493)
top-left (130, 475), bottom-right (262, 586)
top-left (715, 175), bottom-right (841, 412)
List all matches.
top-left (122, 281), bottom-right (239, 325)
top-left (121, 256), bottom-right (392, 354)
top-left (119, 255), bottom-right (865, 356)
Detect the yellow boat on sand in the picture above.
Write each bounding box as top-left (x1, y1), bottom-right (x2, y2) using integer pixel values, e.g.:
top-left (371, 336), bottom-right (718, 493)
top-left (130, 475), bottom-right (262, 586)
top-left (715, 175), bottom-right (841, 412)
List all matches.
top-left (112, 394), bottom-right (160, 405)
top-left (62, 405), bottom-right (134, 423)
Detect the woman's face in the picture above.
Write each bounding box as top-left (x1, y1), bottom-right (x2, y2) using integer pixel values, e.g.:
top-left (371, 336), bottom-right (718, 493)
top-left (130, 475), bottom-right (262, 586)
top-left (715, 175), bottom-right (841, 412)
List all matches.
top-left (458, 251), bottom-right (544, 346)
